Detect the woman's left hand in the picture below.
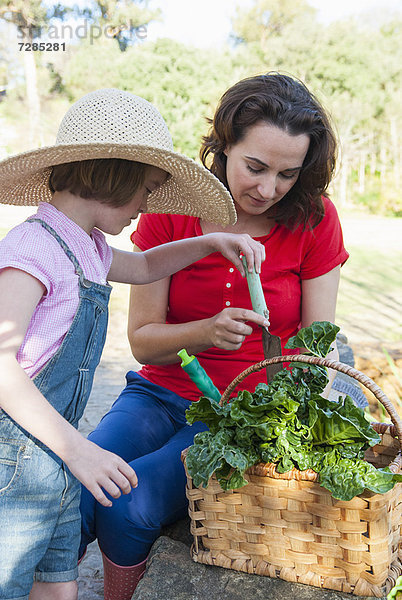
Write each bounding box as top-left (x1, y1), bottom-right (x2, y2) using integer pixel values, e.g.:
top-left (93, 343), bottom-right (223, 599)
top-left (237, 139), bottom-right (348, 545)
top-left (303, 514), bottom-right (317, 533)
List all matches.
top-left (208, 232), bottom-right (265, 276)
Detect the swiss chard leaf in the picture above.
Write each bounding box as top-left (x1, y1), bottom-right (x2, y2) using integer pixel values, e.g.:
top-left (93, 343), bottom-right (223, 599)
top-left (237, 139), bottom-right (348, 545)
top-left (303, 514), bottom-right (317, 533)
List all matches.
top-left (185, 395), bottom-right (229, 434)
top-left (309, 394), bottom-right (381, 447)
top-left (387, 575), bottom-right (402, 599)
top-left (290, 364), bottom-right (329, 394)
top-left (185, 429), bottom-right (258, 489)
top-left (286, 321), bottom-right (340, 357)
top-left (319, 458), bottom-right (402, 501)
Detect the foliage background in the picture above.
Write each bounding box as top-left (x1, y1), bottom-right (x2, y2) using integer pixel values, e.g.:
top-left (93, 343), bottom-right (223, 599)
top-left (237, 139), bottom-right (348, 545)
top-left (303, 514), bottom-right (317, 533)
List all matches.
top-left (0, 0), bottom-right (401, 216)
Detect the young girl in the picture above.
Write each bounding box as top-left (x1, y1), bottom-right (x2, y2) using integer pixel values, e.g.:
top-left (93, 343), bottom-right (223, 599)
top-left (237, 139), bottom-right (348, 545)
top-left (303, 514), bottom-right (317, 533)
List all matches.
top-left (0, 88), bottom-right (266, 600)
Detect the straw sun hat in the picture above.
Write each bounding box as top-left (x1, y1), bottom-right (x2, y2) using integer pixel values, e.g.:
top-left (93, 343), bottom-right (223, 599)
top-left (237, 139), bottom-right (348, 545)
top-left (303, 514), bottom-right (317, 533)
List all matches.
top-left (0, 88), bottom-right (236, 226)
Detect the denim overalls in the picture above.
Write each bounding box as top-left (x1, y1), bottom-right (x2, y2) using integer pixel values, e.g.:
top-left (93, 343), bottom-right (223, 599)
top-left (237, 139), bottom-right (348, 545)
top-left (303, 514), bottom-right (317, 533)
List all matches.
top-left (0, 219), bottom-right (111, 600)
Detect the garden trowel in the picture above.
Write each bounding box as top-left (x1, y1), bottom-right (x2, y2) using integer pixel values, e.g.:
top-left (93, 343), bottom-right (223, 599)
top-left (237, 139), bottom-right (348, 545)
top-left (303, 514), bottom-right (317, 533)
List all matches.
top-left (241, 256), bottom-right (282, 382)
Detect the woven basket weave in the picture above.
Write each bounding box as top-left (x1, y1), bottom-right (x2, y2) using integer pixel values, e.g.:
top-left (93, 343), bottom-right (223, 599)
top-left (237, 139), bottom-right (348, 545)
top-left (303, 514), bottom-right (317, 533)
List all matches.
top-left (182, 355), bottom-right (402, 597)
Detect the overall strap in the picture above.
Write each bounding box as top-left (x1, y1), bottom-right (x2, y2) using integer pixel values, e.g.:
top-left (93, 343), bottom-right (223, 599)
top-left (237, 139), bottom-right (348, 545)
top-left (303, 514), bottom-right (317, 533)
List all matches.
top-left (27, 218), bottom-right (88, 285)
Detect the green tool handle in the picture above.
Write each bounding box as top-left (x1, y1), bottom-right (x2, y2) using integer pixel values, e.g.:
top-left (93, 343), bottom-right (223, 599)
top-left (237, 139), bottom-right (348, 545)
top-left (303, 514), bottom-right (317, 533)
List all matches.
top-left (241, 255), bottom-right (269, 320)
top-left (178, 349), bottom-right (221, 403)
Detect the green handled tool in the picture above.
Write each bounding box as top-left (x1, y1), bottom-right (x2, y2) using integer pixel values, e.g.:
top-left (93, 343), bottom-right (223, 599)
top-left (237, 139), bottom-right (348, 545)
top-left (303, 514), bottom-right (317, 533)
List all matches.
top-left (178, 349), bottom-right (221, 403)
top-left (241, 255), bottom-right (282, 382)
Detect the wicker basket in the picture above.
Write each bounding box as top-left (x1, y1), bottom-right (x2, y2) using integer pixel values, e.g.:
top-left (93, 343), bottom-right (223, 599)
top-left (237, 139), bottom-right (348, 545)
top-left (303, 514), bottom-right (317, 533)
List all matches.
top-left (182, 355), bottom-right (402, 597)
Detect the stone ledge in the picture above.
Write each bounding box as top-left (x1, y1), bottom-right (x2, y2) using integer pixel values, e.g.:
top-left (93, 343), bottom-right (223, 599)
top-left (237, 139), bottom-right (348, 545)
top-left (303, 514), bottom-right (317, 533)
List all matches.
top-left (133, 536), bottom-right (383, 600)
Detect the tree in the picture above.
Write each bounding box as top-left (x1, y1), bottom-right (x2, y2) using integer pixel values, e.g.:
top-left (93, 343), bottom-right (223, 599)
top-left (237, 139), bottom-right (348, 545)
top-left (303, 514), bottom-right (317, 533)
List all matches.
top-left (82, 0), bottom-right (160, 51)
top-left (0, 0), bottom-right (45, 144)
top-left (0, 0), bottom-right (73, 145)
top-left (231, 0), bottom-right (316, 45)
top-left (0, 0), bottom-right (159, 146)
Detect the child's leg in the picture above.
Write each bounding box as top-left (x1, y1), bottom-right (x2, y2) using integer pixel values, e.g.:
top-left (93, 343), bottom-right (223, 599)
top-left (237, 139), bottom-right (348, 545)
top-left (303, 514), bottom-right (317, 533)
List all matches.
top-left (80, 372), bottom-right (191, 556)
top-left (33, 467), bottom-right (81, 589)
top-left (0, 433), bottom-right (77, 600)
top-left (29, 581), bottom-right (77, 600)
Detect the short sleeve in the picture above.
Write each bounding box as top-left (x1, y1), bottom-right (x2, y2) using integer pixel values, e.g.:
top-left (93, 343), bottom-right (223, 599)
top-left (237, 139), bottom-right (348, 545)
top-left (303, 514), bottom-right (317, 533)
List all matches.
top-left (0, 224), bottom-right (57, 293)
top-left (131, 213), bottom-right (175, 250)
top-left (91, 228), bottom-right (113, 273)
top-left (300, 198), bottom-right (349, 280)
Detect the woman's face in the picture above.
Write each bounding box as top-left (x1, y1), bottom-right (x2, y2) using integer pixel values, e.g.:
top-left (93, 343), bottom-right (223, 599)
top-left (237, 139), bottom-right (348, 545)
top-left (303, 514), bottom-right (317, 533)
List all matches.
top-left (224, 122), bottom-right (310, 217)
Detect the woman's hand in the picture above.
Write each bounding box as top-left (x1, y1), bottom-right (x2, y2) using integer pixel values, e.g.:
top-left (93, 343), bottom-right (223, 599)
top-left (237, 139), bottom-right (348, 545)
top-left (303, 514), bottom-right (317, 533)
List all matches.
top-left (206, 307), bottom-right (269, 351)
top-left (207, 233), bottom-right (265, 276)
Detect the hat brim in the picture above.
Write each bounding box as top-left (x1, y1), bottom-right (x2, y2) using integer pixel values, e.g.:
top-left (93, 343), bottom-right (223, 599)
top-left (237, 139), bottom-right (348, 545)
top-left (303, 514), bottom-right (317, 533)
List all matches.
top-left (0, 143), bottom-right (237, 226)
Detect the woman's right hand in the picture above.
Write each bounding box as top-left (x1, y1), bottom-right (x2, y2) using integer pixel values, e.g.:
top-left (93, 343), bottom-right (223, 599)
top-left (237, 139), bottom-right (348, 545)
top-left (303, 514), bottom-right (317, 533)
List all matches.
top-left (206, 307), bottom-right (269, 351)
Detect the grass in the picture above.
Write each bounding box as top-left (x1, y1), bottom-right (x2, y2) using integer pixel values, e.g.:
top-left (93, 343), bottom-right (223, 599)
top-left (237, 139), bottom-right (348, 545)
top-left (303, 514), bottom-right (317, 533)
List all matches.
top-left (336, 247), bottom-right (402, 345)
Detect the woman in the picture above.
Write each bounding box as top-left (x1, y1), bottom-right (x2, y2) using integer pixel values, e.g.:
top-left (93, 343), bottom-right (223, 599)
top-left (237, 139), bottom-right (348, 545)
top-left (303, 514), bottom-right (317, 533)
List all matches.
top-left (80, 73), bottom-right (348, 600)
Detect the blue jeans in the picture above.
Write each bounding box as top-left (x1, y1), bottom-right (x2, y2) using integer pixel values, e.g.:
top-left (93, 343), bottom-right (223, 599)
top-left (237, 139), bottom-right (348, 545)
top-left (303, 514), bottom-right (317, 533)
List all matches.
top-left (80, 372), bottom-right (207, 566)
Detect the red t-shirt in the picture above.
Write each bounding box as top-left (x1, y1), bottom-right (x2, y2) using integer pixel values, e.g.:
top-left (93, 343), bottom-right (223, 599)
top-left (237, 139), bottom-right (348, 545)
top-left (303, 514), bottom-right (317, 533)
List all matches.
top-left (131, 197), bottom-right (349, 402)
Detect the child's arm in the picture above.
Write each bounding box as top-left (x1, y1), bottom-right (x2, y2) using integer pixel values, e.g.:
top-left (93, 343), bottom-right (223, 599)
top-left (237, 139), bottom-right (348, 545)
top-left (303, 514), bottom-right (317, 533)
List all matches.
top-left (0, 268), bottom-right (137, 507)
top-left (107, 232), bottom-right (265, 284)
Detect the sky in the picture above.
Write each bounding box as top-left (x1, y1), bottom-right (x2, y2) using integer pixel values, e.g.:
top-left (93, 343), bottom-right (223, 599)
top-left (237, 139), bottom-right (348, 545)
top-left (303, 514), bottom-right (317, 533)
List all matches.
top-left (146, 0), bottom-right (402, 48)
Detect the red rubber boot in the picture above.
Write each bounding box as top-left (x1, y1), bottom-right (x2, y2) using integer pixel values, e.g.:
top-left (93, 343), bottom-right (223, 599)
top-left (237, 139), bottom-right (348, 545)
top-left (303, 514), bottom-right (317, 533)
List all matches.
top-left (101, 551), bottom-right (147, 600)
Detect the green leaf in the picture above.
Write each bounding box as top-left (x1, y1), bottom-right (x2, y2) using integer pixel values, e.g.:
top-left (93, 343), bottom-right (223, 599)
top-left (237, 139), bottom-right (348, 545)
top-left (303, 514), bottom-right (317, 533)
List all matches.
top-left (388, 575), bottom-right (402, 599)
top-left (285, 321), bottom-right (340, 357)
top-left (319, 458), bottom-right (402, 501)
top-left (290, 364), bottom-right (329, 393)
top-left (186, 395), bottom-right (229, 433)
top-left (309, 394), bottom-right (381, 447)
top-left (185, 429), bottom-right (258, 490)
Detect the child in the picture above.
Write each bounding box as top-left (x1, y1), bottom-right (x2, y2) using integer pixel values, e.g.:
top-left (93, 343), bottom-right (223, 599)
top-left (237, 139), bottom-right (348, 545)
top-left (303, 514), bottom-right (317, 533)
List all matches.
top-left (0, 89), bottom-right (266, 600)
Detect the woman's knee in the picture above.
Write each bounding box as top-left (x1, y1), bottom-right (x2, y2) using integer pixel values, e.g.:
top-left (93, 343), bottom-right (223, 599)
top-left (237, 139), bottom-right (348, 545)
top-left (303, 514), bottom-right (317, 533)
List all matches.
top-left (87, 384), bottom-right (179, 461)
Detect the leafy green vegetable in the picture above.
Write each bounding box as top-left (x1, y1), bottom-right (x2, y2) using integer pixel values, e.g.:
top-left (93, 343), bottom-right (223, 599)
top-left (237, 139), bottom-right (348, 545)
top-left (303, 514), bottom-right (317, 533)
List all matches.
top-left (286, 321), bottom-right (340, 357)
top-left (185, 321), bottom-right (400, 501)
top-left (186, 429), bottom-right (259, 490)
top-left (320, 459), bottom-right (402, 501)
top-left (308, 394), bottom-right (381, 447)
top-left (186, 395), bottom-right (229, 434)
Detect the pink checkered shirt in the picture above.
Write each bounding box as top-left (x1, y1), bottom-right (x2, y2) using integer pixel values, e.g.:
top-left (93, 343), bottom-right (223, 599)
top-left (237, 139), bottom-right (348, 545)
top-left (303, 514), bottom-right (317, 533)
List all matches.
top-left (0, 202), bottom-right (113, 378)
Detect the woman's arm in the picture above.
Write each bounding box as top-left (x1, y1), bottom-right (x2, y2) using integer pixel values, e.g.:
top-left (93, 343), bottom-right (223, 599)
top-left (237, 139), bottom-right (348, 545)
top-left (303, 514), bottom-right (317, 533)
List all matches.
top-left (128, 246), bottom-right (269, 365)
top-left (108, 232), bottom-right (264, 284)
top-left (301, 265), bottom-right (341, 394)
top-left (0, 268), bottom-right (137, 506)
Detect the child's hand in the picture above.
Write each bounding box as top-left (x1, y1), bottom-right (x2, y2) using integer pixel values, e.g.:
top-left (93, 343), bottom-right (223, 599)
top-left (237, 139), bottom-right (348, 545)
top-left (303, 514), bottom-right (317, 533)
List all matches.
top-left (65, 438), bottom-right (138, 507)
top-left (208, 233), bottom-right (265, 276)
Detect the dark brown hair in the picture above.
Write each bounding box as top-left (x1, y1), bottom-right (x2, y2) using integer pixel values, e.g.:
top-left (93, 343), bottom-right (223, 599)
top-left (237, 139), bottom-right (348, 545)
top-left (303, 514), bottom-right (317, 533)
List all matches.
top-left (200, 72), bottom-right (337, 229)
top-left (49, 158), bottom-right (147, 207)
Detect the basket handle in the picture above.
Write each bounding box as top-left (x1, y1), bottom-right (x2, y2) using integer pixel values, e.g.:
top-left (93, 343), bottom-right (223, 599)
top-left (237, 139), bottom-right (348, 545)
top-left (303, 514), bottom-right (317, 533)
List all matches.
top-left (219, 354), bottom-right (402, 452)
